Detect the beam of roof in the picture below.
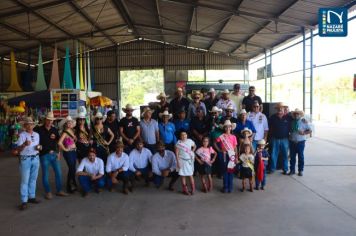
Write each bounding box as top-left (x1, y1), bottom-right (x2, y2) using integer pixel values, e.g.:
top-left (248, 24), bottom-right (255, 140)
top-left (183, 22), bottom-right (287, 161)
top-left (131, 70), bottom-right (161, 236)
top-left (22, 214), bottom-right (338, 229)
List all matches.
top-left (0, 0), bottom-right (72, 19)
top-left (207, 0), bottom-right (244, 50)
top-left (135, 23), bottom-right (265, 49)
top-left (111, 0), bottom-right (138, 37)
top-left (185, 1), bottom-right (196, 46)
top-left (153, 0), bottom-right (164, 41)
top-left (229, 0), bottom-right (302, 54)
top-left (13, 0), bottom-right (94, 49)
top-left (163, 0), bottom-right (312, 28)
top-left (68, 1), bottom-right (117, 45)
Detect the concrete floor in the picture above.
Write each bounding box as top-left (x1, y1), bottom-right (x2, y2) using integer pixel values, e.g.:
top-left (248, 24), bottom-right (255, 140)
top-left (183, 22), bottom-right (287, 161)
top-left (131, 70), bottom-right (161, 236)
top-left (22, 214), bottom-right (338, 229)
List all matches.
top-left (0, 124), bottom-right (356, 236)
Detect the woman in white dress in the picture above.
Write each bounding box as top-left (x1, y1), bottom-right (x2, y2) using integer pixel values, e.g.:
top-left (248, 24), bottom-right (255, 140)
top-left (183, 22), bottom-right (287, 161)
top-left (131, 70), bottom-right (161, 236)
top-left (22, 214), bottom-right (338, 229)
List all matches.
top-left (175, 131), bottom-right (196, 195)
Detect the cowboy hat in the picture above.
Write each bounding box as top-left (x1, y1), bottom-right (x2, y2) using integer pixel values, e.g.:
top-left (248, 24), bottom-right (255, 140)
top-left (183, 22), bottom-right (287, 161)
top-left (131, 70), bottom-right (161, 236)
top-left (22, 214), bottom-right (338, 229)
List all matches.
top-left (64, 116), bottom-right (75, 123)
top-left (156, 92), bottom-right (169, 100)
top-left (176, 87), bottom-right (183, 92)
top-left (210, 106), bottom-right (222, 113)
top-left (225, 105), bottom-right (235, 111)
top-left (208, 88), bottom-right (215, 93)
top-left (77, 112), bottom-right (86, 119)
top-left (275, 102), bottom-right (288, 109)
top-left (21, 117), bottom-right (35, 125)
top-left (141, 107), bottom-right (155, 117)
top-left (257, 139), bottom-right (266, 146)
top-left (158, 110), bottom-right (172, 119)
top-left (241, 127), bottom-right (252, 136)
top-left (239, 109), bottom-right (247, 114)
top-left (94, 112), bottom-right (103, 119)
top-left (45, 111), bottom-right (56, 121)
top-left (191, 90), bottom-right (203, 99)
top-left (122, 104), bottom-right (136, 113)
top-left (221, 89), bottom-right (230, 94)
top-left (291, 108), bottom-right (304, 117)
top-left (220, 120), bottom-right (236, 130)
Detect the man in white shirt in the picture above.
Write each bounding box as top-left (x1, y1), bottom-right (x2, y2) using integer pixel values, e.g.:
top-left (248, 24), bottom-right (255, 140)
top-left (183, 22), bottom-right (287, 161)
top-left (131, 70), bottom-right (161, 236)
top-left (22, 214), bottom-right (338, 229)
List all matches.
top-left (140, 107), bottom-right (159, 154)
top-left (76, 148), bottom-right (105, 197)
top-left (106, 142), bottom-right (133, 194)
top-left (129, 139), bottom-right (152, 185)
top-left (247, 101), bottom-right (269, 151)
top-left (216, 89), bottom-right (237, 117)
top-left (151, 141), bottom-right (179, 190)
top-left (230, 84), bottom-right (245, 115)
top-left (15, 117), bottom-right (41, 210)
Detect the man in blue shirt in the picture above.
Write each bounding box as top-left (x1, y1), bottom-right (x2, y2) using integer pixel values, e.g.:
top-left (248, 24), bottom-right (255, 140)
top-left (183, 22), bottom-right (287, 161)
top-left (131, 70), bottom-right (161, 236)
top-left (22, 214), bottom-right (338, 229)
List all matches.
top-left (158, 111), bottom-right (176, 151)
top-left (173, 109), bottom-right (190, 138)
top-left (268, 103), bottom-right (292, 174)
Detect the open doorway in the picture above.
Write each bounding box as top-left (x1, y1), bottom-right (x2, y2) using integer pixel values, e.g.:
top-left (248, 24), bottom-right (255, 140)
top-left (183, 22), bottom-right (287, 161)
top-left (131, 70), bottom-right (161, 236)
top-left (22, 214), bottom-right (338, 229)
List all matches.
top-left (120, 69), bottom-right (164, 118)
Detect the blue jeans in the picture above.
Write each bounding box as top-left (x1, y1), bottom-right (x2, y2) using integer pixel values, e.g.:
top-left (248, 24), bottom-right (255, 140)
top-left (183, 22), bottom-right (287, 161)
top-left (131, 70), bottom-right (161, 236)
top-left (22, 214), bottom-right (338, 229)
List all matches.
top-left (252, 140), bottom-right (259, 153)
top-left (78, 175), bottom-right (105, 193)
top-left (223, 172), bottom-right (234, 192)
top-left (129, 167), bottom-right (150, 182)
top-left (289, 141), bottom-right (306, 172)
top-left (19, 156), bottom-right (40, 203)
top-left (153, 172), bottom-right (179, 188)
top-left (40, 153), bottom-right (63, 193)
top-left (63, 151), bottom-right (77, 191)
top-left (107, 171), bottom-right (130, 190)
top-left (271, 138), bottom-right (289, 172)
top-left (255, 165), bottom-right (267, 188)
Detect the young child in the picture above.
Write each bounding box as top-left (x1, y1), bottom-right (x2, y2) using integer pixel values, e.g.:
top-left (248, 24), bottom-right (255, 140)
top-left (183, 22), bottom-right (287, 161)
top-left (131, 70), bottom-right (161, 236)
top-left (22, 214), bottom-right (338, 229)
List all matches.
top-left (238, 142), bottom-right (255, 192)
top-left (195, 137), bottom-right (217, 192)
top-left (254, 139), bottom-right (269, 190)
top-left (214, 120), bottom-right (238, 193)
top-left (175, 131), bottom-right (196, 195)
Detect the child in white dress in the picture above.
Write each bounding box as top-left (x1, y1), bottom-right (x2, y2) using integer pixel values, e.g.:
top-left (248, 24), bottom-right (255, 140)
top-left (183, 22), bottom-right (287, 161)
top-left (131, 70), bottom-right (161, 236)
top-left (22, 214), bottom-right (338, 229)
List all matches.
top-left (175, 131), bottom-right (196, 195)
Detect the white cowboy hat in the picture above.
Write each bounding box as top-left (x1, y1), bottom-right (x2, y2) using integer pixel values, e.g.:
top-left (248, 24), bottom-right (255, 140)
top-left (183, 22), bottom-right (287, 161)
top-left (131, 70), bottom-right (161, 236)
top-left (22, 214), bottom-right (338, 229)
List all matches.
top-left (159, 110), bottom-right (172, 119)
top-left (21, 117), bottom-right (35, 125)
top-left (275, 102), bottom-right (288, 109)
top-left (208, 88), bottom-right (215, 93)
top-left (156, 92), bottom-right (169, 100)
top-left (240, 109), bottom-right (247, 114)
top-left (122, 104), bottom-right (136, 113)
top-left (220, 120), bottom-right (236, 130)
top-left (176, 87), bottom-right (183, 92)
top-left (77, 112), bottom-right (86, 119)
top-left (291, 108), bottom-right (304, 116)
top-left (241, 127), bottom-right (252, 136)
top-left (141, 107), bottom-right (155, 117)
top-left (45, 111), bottom-right (56, 121)
top-left (258, 139), bottom-right (266, 145)
top-left (94, 112), bottom-right (103, 119)
top-left (225, 105), bottom-right (235, 111)
top-left (210, 106), bottom-right (222, 113)
top-left (221, 89), bottom-right (230, 94)
top-left (58, 116), bottom-right (76, 130)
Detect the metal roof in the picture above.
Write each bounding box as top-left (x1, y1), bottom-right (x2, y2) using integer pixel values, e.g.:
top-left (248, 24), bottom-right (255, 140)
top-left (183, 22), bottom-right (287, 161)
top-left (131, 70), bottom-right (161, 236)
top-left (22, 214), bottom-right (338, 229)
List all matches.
top-left (0, 0), bottom-right (354, 63)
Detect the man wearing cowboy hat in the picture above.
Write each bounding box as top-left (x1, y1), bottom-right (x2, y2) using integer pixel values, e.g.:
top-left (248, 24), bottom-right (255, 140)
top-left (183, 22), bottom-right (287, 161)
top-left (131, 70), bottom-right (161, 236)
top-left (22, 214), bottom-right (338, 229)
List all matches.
top-left (158, 110), bottom-right (176, 151)
top-left (140, 107), bottom-right (159, 154)
top-left (169, 87), bottom-right (190, 120)
top-left (119, 104), bottom-right (140, 154)
top-left (187, 90), bottom-right (207, 120)
top-left (248, 101), bottom-right (269, 151)
top-left (152, 92), bottom-right (170, 120)
top-left (34, 112), bottom-right (68, 200)
top-left (289, 109), bottom-right (312, 176)
top-left (220, 105), bottom-right (238, 125)
top-left (242, 86), bottom-right (262, 112)
top-left (230, 84), bottom-right (245, 115)
top-left (151, 141), bottom-right (179, 190)
top-left (204, 88), bottom-right (219, 114)
top-left (15, 117), bottom-right (41, 210)
top-left (216, 89), bottom-right (237, 117)
top-left (268, 102), bottom-right (292, 174)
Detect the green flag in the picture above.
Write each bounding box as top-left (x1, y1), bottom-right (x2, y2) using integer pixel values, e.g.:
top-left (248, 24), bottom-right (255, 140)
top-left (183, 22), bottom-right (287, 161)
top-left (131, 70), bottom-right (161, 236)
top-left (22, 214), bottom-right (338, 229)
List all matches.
top-left (35, 45), bottom-right (47, 91)
top-left (62, 44), bottom-right (73, 89)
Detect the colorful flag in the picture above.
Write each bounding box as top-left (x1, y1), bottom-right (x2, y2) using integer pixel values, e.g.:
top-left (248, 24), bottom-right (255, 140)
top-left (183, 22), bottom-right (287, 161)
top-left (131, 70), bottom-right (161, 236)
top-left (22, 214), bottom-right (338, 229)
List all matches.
top-left (49, 45), bottom-right (60, 89)
top-left (62, 44), bottom-right (74, 89)
top-left (7, 51), bottom-right (22, 91)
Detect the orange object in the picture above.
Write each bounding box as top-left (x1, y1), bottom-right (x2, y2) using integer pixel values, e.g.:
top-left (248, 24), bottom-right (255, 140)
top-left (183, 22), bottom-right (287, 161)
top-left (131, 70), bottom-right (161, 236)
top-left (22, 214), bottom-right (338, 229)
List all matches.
top-left (90, 96), bottom-right (112, 107)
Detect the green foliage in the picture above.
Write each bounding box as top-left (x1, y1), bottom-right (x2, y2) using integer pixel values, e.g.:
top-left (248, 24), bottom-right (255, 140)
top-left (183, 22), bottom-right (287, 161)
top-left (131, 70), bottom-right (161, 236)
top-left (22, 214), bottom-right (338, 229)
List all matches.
top-left (120, 70), bottom-right (164, 106)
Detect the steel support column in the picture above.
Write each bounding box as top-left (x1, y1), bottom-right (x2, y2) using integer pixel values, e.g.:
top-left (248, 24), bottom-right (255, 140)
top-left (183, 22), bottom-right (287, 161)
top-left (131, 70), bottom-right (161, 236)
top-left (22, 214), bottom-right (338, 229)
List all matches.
top-left (269, 49), bottom-right (273, 102)
top-left (310, 30), bottom-right (314, 120)
top-left (302, 28), bottom-right (306, 112)
top-left (264, 49), bottom-right (267, 102)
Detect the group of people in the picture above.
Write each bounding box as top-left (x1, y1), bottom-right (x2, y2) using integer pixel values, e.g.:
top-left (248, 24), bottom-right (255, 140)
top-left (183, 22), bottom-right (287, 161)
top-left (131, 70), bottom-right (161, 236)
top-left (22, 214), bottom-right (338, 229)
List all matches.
top-left (14, 84), bottom-right (312, 211)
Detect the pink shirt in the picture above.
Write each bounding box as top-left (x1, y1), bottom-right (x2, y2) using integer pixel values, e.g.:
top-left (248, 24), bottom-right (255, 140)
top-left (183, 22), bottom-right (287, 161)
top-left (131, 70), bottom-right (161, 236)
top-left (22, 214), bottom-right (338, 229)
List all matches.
top-left (196, 147), bottom-right (215, 165)
top-left (216, 134), bottom-right (237, 151)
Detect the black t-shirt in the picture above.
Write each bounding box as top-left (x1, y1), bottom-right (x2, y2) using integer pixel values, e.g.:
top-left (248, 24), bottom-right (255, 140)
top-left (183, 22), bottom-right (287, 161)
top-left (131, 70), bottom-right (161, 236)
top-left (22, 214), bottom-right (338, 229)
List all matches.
top-left (34, 125), bottom-right (60, 156)
top-left (104, 119), bottom-right (120, 140)
top-left (190, 117), bottom-right (209, 135)
top-left (170, 97), bottom-right (190, 118)
top-left (242, 95), bottom-right (263, 112)
top-left (119, 116), bottom-right (140, 141)
top-left (203, 97), bottom-right (218, 113)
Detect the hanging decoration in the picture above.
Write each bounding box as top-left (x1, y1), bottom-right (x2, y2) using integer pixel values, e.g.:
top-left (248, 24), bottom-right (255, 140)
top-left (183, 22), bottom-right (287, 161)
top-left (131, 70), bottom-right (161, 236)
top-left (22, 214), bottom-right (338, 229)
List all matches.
top-left (84, 49), bottom-right (87, 90)
top-left (75, 41), bottom-right (80, 89)
top-left (7, 51), bottom-right (22, 92)
top-left (79, 43), bottom-right (84, 90)
top-left (87, 51), bottom-right (92, 92)
top-left (62, 43), bottom-right (74, 89)
top-left (49, 45), bottom-right (60, 89)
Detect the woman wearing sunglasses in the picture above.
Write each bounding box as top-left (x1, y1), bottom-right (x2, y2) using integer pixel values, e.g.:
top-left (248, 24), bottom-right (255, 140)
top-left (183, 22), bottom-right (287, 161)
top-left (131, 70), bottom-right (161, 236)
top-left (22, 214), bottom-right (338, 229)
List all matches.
top-left (187, 91), bottom-right (207, 120)
top-left (92, 112), bottom-right (114, 165)
top-left (75, 112), bottom-right (92, 162)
